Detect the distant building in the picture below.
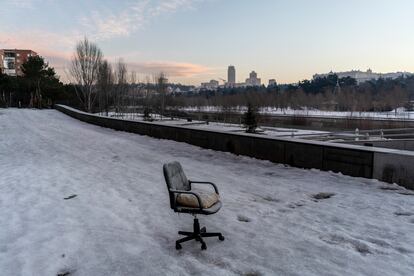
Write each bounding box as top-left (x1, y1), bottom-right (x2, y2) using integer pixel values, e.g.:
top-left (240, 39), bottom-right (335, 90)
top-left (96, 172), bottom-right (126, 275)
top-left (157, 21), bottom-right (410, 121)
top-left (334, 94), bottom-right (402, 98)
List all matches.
top-left (0, 49), bottom-right (37, 76)
top-left (227, 65), bottom-right (236, 85)
top-left (268, 79), bottom-right (277, 87)
top-left (201, 79), bottom-right (219, 90)
top-left (313, 69), bottom-right (414, 84)
top-left (245, 71), bottom-right (261, 86)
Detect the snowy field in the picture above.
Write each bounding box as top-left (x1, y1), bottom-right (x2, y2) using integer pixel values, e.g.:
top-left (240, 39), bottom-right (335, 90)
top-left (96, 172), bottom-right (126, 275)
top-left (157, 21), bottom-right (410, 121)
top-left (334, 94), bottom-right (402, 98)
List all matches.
top-left (1, 108), bottom-right (414, 276)
top-left (181, 106), bottom-right (414, 120)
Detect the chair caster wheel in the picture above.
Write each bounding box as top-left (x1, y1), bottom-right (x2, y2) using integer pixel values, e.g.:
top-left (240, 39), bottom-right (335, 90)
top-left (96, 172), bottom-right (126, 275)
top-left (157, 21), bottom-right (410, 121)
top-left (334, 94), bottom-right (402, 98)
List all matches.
top-left (219, 235), bottom-right (225, 241)
top-left (201, 243), bottom-right (207, 250)
top-left (176, 243), bottom-right (182, 250)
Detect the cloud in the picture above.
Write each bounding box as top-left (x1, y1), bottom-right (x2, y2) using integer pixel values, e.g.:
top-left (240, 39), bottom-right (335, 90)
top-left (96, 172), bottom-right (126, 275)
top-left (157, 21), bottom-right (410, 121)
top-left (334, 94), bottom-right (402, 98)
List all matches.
top-left (0, 30), bottom-right (79, 53)
top-left (5, 0), bottom-right (58, 10)
top-left (0, 1), bottom-right (211, 83)
top-left (3, 1), bottom-right (205, 42)
top-left (127, 61), bottom-right (212, 77)
top-left (80, 0), bottom-right (203, 41)
top-left (150, 0), bottom-right (199, 16)
top-left (0, 30), bottom-right (212, 80)
top-left (7, 0), bottom-right (36, 9)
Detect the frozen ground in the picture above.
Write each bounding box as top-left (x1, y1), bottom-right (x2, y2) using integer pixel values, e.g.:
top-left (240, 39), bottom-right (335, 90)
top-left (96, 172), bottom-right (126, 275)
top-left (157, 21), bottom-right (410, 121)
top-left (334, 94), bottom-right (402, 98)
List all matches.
top-left (1, 108), bottom-right (414, 276)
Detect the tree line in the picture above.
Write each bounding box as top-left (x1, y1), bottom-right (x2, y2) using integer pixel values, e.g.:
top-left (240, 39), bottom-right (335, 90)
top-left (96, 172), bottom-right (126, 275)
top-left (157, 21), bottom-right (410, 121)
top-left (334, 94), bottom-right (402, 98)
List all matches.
top-left (171, 74), bottom-right (413, 113)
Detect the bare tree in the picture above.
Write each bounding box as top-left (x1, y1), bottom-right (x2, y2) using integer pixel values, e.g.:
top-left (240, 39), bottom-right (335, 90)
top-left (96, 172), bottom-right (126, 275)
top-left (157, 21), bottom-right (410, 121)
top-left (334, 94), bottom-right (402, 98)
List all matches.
top-left (129, 71), bottom-right (137, 85)
top-left (113, 59), bottom-right (128, 117)
top-left (69, 38), bottom-right (103, 112)
top-left (155, 72), bottom-right (167, 119)
top-left (97, 60), bottom-right (114, 116)
top-left (128, 71), bottom-right (138, 119)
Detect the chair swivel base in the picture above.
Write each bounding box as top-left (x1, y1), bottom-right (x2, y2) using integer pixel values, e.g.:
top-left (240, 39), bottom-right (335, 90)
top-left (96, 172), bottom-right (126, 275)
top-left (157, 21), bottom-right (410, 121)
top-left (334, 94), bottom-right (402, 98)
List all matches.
top-left (176, 217), bottom-right (224, 250)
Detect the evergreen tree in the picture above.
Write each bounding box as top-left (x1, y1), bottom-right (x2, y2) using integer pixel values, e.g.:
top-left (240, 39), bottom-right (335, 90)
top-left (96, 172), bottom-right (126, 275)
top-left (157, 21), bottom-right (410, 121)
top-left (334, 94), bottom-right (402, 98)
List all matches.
top-left (143, 106), bottom-right (152, 121)
top-left (242, 103), bottom-right (258, 133)
top-left (21, 56), bottom-right (63, 108)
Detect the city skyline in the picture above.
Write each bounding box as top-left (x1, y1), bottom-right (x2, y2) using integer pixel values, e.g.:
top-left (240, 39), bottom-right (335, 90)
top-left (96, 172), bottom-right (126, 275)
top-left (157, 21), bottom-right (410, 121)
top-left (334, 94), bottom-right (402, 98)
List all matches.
top-left (1, 0), bottom-right (414, 85)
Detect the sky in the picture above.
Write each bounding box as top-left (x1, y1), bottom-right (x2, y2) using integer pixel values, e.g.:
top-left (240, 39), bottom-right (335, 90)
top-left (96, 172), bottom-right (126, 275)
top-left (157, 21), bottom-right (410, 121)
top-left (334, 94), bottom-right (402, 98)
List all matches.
top-left (1, 0), bottom-right (414, 85)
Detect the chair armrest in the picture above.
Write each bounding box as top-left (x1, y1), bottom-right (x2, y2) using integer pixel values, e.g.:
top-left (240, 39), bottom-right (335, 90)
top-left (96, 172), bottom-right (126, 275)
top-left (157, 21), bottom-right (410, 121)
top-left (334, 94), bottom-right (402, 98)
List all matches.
top-left (189, 181), bottom-right (219, 194)
top-left (169, 189), bottom-right (203, 210)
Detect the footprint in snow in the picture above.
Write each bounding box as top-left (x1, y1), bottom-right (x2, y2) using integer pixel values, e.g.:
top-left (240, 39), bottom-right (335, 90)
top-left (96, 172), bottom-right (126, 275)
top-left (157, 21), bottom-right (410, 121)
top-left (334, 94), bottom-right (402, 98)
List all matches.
top-left (262, 195), bottom-right (280, 202)
top-left (312, 192), bottom-right (336, 200)
top-left (395, 247), bottom-right (412, 254)
top-left (287, 202), bottom-right (305, 209)
top-left (320, 234), bottom-right (372, 255)
top-left (243, 270), bottom-right (263, 276)
top-left (379, 185), bottom-right (401, 191)
top-left (278, 208), bottom-right (292, 213)
top-left (397, 190), bottom-right (414, 196)
top-left (57, 269), bottom-right (75, 276)
top-left (394, 211), bottom-right (414, 216)
top-left (237, 215), bottom-right (251, 222)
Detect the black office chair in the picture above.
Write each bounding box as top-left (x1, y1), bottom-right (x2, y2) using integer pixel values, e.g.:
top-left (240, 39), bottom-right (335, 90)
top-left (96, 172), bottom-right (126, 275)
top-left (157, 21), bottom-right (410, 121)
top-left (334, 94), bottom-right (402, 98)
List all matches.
top-left (163, 161), bottom-right (224, 250)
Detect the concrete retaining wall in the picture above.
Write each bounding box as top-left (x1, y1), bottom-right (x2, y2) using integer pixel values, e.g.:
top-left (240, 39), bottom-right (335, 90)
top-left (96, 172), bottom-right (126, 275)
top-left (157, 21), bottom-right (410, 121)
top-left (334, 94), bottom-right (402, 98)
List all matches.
top-left (55, 105), bottom-right (414, 190)
top-left (344, 139), bottom-right (414, 151)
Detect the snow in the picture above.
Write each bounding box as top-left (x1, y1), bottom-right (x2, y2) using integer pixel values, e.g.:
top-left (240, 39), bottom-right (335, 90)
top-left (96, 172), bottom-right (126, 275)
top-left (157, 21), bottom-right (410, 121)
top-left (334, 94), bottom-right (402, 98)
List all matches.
top-left (1, 108), bottom-right (414, 276)
top-left (181, 106), bottom-right (414, 120)
top-left (99, 112), bottom-right (329, 138)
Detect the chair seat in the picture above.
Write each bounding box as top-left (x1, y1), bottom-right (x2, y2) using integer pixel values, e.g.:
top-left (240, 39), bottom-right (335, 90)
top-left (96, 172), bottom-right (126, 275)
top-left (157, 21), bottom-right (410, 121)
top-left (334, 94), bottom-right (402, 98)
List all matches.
top-left (176, 189), bottom-right (220, 209)
top-left (175, 200), bottom-right (222, 215)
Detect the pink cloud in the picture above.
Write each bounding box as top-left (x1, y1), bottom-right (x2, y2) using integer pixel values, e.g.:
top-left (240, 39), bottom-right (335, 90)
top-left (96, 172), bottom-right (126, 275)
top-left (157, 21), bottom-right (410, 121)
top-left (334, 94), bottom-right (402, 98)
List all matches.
top-left (0, 31), bottom-right (77, 51)
top-left (127, 61), bottom-right (212, 77)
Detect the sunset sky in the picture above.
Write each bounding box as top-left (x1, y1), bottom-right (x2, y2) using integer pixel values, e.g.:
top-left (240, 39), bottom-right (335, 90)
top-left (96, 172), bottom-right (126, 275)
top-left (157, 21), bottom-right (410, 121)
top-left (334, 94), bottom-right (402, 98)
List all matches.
top-left (1, 0), bottom-right (414, 85)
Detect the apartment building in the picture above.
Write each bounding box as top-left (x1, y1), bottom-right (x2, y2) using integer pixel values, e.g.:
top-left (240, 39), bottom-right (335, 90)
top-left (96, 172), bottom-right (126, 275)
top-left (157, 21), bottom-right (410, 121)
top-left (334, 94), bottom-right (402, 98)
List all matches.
top-left (0, 49), bottom-right (37, 76)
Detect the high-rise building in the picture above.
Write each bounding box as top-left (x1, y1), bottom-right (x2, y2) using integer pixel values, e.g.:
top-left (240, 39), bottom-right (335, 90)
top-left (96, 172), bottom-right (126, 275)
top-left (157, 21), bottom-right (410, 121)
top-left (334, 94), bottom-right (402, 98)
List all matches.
top-left (227, 65), bottom-right (236, 85)
top-left (246, 71), bottom-right (261, 86)
top-left (0, 49), bottom-right (37, 76)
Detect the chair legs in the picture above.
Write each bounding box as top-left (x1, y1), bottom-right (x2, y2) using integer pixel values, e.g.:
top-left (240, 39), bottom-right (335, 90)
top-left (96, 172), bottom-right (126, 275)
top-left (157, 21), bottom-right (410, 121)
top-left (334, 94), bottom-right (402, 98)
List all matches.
top-left (176, 217), bottom-right (224, 250)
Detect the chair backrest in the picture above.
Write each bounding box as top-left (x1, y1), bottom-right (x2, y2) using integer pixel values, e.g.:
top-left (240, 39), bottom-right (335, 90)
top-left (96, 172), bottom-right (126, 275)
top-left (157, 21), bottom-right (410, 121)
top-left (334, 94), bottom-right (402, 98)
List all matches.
top-left (163, 161), bottom-right (190, 209)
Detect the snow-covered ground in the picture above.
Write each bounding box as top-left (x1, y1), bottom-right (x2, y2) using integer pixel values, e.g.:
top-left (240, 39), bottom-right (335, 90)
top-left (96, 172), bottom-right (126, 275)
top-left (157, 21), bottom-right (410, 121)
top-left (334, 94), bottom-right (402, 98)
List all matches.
top-left (181, 106), bottom-right (414, 120)
top-left (1, 108), bottom-right (414, 276)
top-left (101, 112), bottom-right (329, 138)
